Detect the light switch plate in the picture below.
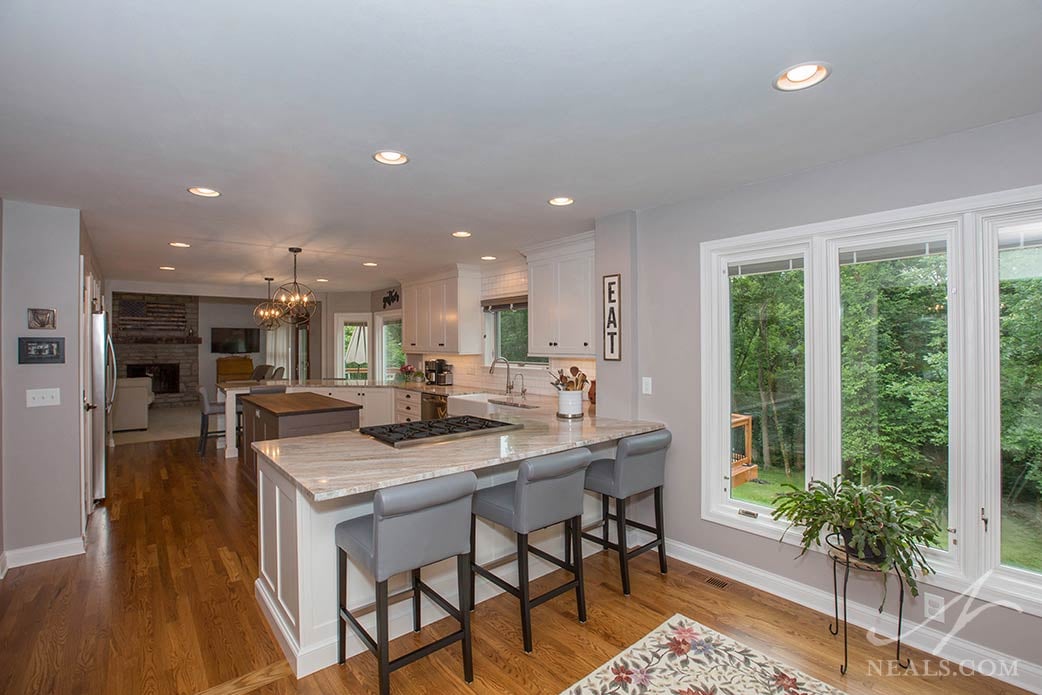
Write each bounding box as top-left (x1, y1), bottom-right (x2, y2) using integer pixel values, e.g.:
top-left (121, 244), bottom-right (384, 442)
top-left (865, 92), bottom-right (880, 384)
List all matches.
top-left (26, 387), bottom-right (61, 408)
top-left (642, 377), bottom-right (653, 395)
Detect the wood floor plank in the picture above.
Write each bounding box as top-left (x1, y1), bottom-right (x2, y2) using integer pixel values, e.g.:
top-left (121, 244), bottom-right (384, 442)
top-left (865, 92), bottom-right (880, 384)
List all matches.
top-left (0, 435), bottom-right (1030, 695)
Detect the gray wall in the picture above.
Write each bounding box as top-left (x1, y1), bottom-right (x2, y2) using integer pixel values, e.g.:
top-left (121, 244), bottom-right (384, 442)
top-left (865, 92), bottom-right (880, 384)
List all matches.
top-left (0, 201), bottom-right (5, 565)
top-left (594, 211), bottom-right (638, 419)
top-left (1, 200), bottom-right (83, 551)
top-left (198, 298), bottom-right (266, 392)
top-left (597, 110), bottom-right (1042, 666)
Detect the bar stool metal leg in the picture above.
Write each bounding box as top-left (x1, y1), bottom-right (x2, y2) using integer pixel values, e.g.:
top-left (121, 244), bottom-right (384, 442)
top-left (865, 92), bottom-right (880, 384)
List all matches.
top-left (469, 514), bottom-right (477, 612)
top-left (337, 548), bottom-right (347, 664)
top-left (654, 486), bottom-right (668, 574)
top-left (517, 533), bottom-right (533, 653)
top-left (456, 554), bottom-right (474, 681)
top-left (571, 516), bottom-right (587, 623)
top-left (411, 568), bottom-right (422, 632)
top-left (376, 580), bottom-right (391, 695)
top-left (615, 498), bottom-right (631, 595)
top-left (601, 494), bottom-right (610, 544)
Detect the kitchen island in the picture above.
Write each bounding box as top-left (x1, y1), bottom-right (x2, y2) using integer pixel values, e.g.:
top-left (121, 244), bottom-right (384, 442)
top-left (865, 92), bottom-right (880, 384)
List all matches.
top-left (251, 403), bottom-right (664, 677)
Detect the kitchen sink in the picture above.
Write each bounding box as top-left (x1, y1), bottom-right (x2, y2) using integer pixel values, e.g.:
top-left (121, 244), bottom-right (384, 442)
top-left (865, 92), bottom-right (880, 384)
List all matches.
top-left (488, 398), bottom-right (541, 409)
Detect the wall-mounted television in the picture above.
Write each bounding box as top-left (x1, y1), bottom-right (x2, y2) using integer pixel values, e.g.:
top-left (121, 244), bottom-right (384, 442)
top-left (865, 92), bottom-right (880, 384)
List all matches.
top-left (211, 327), bottom-right (261, 354)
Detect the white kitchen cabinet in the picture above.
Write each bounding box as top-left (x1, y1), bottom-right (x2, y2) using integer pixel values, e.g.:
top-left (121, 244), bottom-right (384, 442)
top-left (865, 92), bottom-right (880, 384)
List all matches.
top-left (525, 233), bottom-right (595, 357)
top-left (298, 387), bottom-right (394, 428)
top-left (401, 266), bottom-right (481, 354)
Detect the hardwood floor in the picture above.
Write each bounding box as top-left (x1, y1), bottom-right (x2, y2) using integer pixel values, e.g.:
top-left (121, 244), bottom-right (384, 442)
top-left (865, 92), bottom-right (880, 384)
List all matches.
top-left (0, 438), bottom-right (1029, 695)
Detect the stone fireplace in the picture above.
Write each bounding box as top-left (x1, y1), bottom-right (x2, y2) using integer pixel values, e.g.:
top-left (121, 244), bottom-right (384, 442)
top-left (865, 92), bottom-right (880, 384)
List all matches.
top-left (112, 293), bottom-right (201, 408)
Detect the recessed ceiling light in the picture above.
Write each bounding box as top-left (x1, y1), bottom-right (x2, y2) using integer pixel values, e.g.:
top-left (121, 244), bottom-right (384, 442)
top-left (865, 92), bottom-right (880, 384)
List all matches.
top-left (169, 241), bottom-right (191, 248)
top-left (159, 266), bottom-right (176, 271)
top-left (362, 262), bottom-right (379, 267)
top-left (187, 186), bottom-right (220, 197)
top-left (373, 150), bottom-right (408, 165)
top-left (452, 230), bottom-right (472, 238)
top-left (316, 278), bottom-right (329, 283)
top-left (480, 256), bottom-right (497, 261)
top-left (548, 196), bottom-right (574, 207)
top-left (773, 62), bottom-right (831, 91)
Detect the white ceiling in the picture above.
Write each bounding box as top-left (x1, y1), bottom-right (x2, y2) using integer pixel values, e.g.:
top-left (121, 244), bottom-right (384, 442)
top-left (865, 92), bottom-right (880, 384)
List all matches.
top-left (2, 0), bottom-right (1042, 292)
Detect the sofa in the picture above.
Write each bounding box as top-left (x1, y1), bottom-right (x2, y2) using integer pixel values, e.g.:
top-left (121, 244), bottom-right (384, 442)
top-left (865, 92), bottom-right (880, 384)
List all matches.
top-left (112, 376), bottom-right (155, 431)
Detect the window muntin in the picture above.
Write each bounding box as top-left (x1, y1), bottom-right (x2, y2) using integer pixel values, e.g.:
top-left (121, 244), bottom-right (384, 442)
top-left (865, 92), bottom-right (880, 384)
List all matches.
top-left (838, 241), bottom-right (950, 549)
top-left (341, 322), bottom-right (369, 382)
top-left (727, 258), bottom-right (807, 508)
top-left (997, 226), bottom-right (1042, 574)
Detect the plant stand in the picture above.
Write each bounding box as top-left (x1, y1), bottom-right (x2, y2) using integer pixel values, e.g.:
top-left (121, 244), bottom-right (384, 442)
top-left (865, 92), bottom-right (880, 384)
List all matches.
top-left (825, 533), bottom-right (909, 675)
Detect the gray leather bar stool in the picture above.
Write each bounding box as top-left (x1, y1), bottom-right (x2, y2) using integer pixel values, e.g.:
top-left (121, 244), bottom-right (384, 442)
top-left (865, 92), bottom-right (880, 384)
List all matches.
top-left (470, 448), bottom-right (592, 653)
top-left (578, 429), bottom-right (672, 595)
top-left (249, 364), bottom-right (272, 380)
top-left (197, 387), bottom-right (225, 456)
top-left (336, 472), bottom-right (477, 695)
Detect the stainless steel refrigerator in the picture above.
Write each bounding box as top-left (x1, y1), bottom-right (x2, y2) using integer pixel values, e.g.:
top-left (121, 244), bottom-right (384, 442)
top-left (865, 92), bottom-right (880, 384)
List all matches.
top-left (91, 309), bottom-right (116, 501)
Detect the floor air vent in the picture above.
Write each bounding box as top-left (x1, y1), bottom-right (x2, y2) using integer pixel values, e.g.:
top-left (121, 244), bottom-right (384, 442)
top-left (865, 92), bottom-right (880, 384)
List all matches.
top-left (705, 576), bottom-right (729, 589)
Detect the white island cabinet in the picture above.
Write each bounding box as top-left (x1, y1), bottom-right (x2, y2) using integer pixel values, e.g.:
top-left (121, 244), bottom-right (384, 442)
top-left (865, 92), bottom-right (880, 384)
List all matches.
top-left (251, 408), bottom-right (665, 677)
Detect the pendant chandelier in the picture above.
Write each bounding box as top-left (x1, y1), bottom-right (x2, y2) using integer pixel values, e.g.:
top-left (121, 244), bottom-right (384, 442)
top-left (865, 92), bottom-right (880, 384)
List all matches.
top-left (274, 247), bottom-right (317, 326)
top-left (253, 277), bottom-right (285, 330)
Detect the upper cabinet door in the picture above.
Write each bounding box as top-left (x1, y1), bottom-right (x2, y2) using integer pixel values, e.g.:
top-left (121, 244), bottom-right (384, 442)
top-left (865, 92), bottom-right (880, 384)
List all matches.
top-left (555, 254), bottom-right (594, 354)
top-left (428, 279), bottom-right (448, 350)
top-left (440, 278), bottom-right (459, 353)
top-left (416, 283), bottom-right (433, 351)
top-left (402, 284), bottom-right (419, 350)
top-left (527, 259), bottom-right (558, 353)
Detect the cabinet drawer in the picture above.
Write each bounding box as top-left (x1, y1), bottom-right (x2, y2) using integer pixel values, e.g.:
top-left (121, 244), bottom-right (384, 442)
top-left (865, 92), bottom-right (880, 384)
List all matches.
top-left (395, 402), bottom-right (418, 418)
top-left (395, 390), bottom-right (419, 406)
top-left (396, 411), bottom-right (419, 424)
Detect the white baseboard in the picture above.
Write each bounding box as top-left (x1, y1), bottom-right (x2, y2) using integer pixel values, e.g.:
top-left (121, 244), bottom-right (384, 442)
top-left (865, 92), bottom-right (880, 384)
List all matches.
top-left (665, 538), bottom-right (1042, 695)
top-left (0, 551), bottom-right (8, 579)
top-left (3, 537), bottom-right (85, 569)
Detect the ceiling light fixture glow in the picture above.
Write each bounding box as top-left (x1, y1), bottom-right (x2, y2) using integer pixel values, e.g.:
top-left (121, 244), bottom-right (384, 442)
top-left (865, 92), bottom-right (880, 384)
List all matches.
top-left (362, 262), bottom-right (379, 267)
top-left (451, 230), bottom-right (472, 238)
top-left (480, 256), bottom-right (497, 261)
top-left (548, 196), bottom-right (574, 207)
top-left (773, 62), bottom-right (831, 91)
top-left (187, 186), bottom-right (221, 197)
top-left (373, 150), bottom-right (409, 165)
top-left (159, 266), bottom-right (176, 271)
top-left (169, 241), bottom-right (191, 248)
top-left (316, 278), bottom-right (329, 282)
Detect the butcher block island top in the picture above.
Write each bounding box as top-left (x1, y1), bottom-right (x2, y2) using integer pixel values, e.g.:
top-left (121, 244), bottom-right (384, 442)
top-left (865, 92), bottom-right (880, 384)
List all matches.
top-left (252, 410), bottom-right (665, 502)
top-left (238, 391), bottom-right (362, 416)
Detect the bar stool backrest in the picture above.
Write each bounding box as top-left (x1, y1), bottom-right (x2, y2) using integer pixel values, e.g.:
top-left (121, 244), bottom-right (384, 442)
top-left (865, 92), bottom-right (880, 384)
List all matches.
top-left (270, 366), bottom-right (285, 379)
top-left (614, 429), bottom-right (672, 499)
top-left (513, 448), bottom-right (592, 534)
top-left (250, 364), bottom-right (272, 380)
top-left (198, 386), bottom-right (221, 415)
top-left (372, 471), bottom-right (477, 582)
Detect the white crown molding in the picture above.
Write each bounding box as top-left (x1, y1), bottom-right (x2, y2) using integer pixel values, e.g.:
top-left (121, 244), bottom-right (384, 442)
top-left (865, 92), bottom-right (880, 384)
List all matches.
top-left (521, 230), bottom-right (595, 259)
top-left (665, 538), bottom-right (1042, 694)
top-left (4, 537), bottom-right (85, 569)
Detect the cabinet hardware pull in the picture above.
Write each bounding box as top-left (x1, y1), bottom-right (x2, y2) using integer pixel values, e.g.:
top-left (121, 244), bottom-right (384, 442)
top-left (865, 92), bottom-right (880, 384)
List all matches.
top-left (583, 342), bottom-right (589, 347)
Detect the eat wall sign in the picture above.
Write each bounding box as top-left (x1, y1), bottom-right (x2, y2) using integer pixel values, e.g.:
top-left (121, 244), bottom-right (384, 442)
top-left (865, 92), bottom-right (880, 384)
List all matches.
top-left (603, 274), bottom-right (621, 361)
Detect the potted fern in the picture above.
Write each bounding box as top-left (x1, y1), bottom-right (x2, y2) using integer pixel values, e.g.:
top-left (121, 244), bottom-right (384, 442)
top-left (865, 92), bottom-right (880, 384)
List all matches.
top-left (772, 475), bottom-right (943, 610)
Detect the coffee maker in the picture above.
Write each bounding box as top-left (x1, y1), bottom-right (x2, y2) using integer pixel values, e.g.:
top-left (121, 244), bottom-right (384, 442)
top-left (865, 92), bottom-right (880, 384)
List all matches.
top-left (424, 360), bottom-right (438, 385)
top-left (425, 359), bottom-right (453, 385)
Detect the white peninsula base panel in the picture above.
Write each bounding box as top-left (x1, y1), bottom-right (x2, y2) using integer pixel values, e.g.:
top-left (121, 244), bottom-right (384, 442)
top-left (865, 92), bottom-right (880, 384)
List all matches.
top-left (255, 450), bottom-right (615, 678)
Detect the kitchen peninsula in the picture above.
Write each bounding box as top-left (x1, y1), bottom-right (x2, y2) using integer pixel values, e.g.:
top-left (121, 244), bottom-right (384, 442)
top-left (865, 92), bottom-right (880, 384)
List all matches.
top-left (251, 403), bottom-right (664, 677)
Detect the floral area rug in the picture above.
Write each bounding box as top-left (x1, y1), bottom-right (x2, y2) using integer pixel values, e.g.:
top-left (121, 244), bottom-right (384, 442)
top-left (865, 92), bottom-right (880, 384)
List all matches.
top-left (562, 614), bottom-right (846, 695)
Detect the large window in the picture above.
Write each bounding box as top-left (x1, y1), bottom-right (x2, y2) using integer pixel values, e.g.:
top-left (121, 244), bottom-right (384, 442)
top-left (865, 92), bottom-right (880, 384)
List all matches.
top-left (484, 301), bottom-right (549, 365)
top-left (997, 226), bottom-right (1042, 574)
top-left (379, 315), bottom-right (405, 383)
top-left (728, 258), bottom-right (806, 508)
top-left (839, 242), bottom-right (950, 548)
top-left (701, 189), bottom-right (1042, 616)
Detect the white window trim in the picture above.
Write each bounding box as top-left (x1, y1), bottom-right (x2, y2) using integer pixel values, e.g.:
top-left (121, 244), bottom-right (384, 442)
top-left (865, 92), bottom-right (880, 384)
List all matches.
top-left (332, 312), bottom-right (372, 384)
top-left (373, 309), bottom-right (402, 385)
top-left (482, 305), bottom-right (550, 369)
top-left (699, 183), bottom-right (1042, 617)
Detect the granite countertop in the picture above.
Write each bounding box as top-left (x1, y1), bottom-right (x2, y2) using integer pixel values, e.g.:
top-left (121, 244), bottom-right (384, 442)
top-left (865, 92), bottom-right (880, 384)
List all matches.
top-left (252, 410), bottom-right (663, 502)
top-left (217, 379), bottom-right (489, 397)
top-left (239, 391), bottom-right (362, 415)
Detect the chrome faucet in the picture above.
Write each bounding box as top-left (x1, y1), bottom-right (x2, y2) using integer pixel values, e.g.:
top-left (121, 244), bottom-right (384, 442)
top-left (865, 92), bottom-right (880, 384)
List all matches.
top-left (490, 357), bottom-right (512, 396)
top-left (511, 373), bottom-right (527, 401)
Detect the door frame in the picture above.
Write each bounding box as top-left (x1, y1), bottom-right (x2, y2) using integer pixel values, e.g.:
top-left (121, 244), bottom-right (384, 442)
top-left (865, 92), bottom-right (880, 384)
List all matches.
top-left (78, 257), bottom-right (94, 531)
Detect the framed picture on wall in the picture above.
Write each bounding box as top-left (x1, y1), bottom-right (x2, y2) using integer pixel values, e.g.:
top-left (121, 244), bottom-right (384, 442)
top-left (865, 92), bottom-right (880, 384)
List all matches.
top-left (18, 337), bottom-right (65, 364)
top-left (27, 308), bottom-right (57, 329)
top-left (603, 274), bottom-right (621, 361)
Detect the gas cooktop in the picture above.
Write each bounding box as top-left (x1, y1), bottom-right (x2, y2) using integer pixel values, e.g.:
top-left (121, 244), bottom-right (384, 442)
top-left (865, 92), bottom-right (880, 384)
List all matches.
top-left (360, 416), bottom-right (523, 448)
